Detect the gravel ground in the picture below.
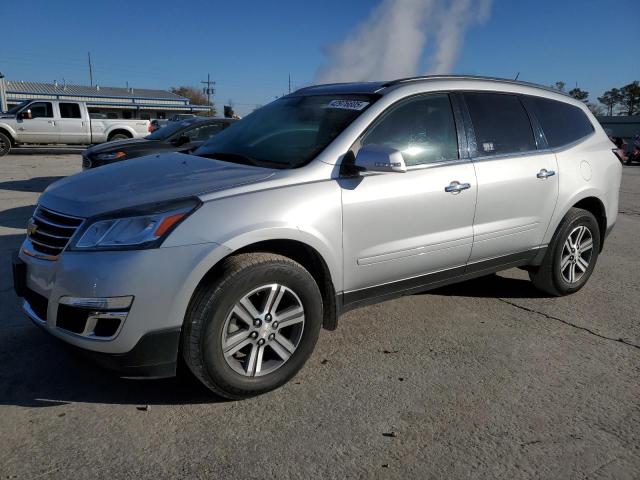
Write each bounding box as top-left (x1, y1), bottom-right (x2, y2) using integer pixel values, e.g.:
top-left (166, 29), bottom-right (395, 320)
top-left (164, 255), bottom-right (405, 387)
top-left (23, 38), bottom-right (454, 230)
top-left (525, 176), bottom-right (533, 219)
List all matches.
top-left (0, 150), bottom-right (638, 479)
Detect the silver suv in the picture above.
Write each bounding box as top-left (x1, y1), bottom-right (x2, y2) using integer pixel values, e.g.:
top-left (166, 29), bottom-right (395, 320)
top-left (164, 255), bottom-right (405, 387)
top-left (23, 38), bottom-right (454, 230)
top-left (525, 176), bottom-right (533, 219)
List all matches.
top-left (13, 76), bottom-right (622, 398)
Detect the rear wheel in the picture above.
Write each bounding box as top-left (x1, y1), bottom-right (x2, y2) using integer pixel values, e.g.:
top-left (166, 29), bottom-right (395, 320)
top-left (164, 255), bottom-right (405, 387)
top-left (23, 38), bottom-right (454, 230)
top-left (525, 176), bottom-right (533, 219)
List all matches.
top-left (181, 253), bottom-right (323, 399)
top-left (529, 207), bottom-right (600, 296)
top-left (0, 132), bottom-right (11, 157)
top-left (108, 133), bottom-right (130, 142)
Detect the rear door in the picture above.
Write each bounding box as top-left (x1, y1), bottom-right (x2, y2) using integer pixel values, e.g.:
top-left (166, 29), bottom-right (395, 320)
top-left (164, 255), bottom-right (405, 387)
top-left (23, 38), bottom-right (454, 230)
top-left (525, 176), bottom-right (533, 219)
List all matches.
top-left (461, 92), bottom-right (558, 263)
top-left (57, 102), bottom-right (90, 144)
top-left (341, 93), bottom-right (477, 301)
top-left (17, 102), bottom-right (58, 143)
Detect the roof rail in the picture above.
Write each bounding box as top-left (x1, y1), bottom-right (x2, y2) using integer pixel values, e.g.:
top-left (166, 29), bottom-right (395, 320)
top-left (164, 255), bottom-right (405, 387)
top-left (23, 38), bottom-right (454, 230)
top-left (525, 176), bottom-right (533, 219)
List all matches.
top-left (380, 75), bottom-right (572, 97)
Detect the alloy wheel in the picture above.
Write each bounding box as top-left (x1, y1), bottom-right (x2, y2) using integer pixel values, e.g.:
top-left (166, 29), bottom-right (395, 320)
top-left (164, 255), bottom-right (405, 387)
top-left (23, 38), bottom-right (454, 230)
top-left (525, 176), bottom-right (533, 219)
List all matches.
top-left (560, 225), bottom-right (593, 283)
top-left (221, 283), bottom-right (305, 377)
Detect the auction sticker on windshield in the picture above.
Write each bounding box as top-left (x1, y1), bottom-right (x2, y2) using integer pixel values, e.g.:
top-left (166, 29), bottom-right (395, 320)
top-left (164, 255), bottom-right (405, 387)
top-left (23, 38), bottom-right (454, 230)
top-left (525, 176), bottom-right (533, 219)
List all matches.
top-left (326, 100), bottom-right (369, 110)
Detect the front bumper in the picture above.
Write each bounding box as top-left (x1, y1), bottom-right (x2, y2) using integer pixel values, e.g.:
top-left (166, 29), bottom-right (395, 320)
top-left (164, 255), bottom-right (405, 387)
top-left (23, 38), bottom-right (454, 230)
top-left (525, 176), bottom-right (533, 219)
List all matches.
top-left (15, 241), bottom-right (224, 376)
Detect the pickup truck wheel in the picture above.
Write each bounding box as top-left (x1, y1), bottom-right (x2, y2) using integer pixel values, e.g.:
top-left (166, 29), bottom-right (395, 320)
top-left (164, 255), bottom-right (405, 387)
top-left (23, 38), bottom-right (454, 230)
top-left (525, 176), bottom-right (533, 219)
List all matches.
top-left (108, 133), bottom-right (129, 142)
top-left (529, 207), bottom-right (600, 296)
top-left (182, 252), bottom-right (323, 399)
top-left (0, 132), bottom-right (11, 157)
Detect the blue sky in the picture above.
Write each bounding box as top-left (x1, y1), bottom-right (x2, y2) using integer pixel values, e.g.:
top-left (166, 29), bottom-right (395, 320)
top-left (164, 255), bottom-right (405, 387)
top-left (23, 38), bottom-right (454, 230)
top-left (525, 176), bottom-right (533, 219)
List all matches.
top-left (1, 0), bottom-right (637, 115)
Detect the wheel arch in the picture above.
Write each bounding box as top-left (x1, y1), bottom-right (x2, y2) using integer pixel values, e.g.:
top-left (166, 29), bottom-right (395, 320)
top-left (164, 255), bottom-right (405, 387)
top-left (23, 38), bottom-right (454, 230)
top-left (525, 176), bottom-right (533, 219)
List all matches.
top-left (183, 236), bottom-right (341, 332)
top-left (106, 127), bottom-right (134, 141)
top-left (551, 191), bottom-right (608, 252)
top-left (0, 126), bottom-right (16, 145)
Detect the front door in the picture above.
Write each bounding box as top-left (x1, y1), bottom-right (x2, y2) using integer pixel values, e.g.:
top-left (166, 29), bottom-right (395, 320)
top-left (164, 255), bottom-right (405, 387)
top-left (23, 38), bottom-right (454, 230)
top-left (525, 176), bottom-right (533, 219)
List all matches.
top-left (17, 102), bottom-right (58, 143)
top-left (462, 92), bottom-right (559, 263)
top-left (341, 93), bottom-right (477, 302)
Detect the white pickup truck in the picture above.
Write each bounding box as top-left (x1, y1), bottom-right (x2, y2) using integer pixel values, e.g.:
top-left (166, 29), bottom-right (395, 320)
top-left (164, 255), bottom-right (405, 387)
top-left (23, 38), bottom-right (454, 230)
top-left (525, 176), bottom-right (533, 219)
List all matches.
top-left (0, 100), bottom-right (149, 156)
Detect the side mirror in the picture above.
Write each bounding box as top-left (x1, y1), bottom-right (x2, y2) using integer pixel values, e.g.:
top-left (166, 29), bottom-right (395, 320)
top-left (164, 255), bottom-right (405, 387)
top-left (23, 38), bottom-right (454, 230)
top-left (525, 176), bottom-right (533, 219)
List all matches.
top-left (354, 144), bottom-right (407, 173)
top-left (19, 110), bottom-right (32, 120)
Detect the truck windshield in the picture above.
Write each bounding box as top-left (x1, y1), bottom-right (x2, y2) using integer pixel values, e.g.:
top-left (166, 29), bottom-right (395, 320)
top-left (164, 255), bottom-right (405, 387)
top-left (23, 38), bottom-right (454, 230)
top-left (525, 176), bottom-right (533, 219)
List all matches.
top-left (194, 94), bottom-right (377, 168)
top-left (6, 101), bottom-right (30, 115)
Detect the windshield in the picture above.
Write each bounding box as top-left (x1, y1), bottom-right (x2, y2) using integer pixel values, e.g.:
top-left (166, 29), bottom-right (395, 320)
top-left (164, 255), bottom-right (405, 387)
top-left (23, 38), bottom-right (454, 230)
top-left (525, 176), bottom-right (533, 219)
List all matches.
top-left (145, 118), bottom-right (199, 140)
top-left (6, 100), bottom-right (30, 115)
top-left (194, 94), bottom-right (377, 168)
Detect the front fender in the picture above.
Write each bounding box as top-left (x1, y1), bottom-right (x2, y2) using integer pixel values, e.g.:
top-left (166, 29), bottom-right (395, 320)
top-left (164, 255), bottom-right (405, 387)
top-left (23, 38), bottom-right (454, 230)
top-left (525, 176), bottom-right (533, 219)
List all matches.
top-left (0, 122), bottom-right (18, 140)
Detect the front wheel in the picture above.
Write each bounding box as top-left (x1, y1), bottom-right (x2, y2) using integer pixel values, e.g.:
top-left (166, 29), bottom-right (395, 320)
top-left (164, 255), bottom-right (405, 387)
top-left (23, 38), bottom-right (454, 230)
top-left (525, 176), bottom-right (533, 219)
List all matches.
top-left (529, 207), bottom-right (600, 296)
top-left (0, 132), bottom-right (12, 157)
top-left (181, 253), bottom-right (323, 399)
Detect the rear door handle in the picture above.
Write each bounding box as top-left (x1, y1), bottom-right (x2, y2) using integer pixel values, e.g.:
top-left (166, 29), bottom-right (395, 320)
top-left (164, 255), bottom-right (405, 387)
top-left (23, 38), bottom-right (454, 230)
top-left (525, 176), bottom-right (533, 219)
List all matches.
top-left (444, 181), bottom-right (471, 193)
top-left (537, 168), bottom-right (555, 179)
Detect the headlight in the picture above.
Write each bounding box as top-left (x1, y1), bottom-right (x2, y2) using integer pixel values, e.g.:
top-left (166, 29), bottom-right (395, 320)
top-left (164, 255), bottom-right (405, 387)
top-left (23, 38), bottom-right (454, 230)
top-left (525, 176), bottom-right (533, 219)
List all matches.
top-left (95, 151), bottom-right (126, 161)
top-left (70, 199), bottom-right (200, 251)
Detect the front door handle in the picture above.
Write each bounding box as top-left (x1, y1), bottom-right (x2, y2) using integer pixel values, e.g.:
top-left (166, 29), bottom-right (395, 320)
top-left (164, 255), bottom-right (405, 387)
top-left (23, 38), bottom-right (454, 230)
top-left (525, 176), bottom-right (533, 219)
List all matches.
top-left (537, 168), bottom-right (555, 179)
top-left (444, 181), bottom-right (471, 193)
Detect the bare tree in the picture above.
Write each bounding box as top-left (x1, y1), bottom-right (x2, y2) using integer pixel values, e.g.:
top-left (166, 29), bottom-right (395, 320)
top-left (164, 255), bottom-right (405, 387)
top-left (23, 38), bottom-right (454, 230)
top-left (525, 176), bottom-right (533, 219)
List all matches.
top-left (170, 86), bottom-right (216, 115)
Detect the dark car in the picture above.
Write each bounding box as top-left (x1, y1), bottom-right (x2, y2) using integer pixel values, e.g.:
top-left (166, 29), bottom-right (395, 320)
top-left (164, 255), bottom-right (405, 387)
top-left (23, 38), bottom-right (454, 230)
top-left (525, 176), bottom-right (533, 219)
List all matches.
top-left (82, 117), bottom-right (236, 169)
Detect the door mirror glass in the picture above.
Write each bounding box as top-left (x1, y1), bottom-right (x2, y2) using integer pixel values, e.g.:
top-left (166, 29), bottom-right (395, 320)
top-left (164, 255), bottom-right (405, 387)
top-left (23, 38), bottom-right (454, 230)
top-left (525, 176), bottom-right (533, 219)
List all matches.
top-left (354, 145), bottom-right (407, 173)
top-left (19, 110), bottom-right (32, 120)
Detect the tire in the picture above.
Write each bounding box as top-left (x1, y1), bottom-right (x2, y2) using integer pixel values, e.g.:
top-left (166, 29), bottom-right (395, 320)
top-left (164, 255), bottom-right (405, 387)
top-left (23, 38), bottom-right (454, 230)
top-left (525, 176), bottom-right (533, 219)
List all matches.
top-left (182, 252), bottom-right (323, 399)
top-left (0, 132), bottom-right (12, 157)
top-left (529, 207), bottom-right (601, 296)
top-left (108, 133), bottom-right (130, 142)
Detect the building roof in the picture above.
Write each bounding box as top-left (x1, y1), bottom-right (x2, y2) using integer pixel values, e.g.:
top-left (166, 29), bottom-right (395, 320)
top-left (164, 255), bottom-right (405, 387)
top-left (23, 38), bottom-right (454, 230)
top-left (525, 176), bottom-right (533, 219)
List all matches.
top-left (6, 80), bottom-right (188, 101)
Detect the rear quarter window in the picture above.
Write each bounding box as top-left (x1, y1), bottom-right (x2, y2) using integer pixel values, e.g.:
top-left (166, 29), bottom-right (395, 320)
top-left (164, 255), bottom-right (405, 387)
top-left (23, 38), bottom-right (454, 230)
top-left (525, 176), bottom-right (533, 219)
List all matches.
top-left (524, 96), bottom-right (594, 148)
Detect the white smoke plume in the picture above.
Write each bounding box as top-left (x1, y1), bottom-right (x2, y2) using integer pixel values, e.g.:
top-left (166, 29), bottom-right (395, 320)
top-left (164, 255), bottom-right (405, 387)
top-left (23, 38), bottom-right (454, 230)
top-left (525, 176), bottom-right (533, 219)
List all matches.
top-left (316, 0), bottom-right (492, 83)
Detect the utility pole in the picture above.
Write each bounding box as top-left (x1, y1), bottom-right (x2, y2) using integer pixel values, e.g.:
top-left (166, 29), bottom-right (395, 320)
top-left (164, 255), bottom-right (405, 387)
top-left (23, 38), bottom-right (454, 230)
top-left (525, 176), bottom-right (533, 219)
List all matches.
top-left (0, 72), bottom-right (7, 112)
top-left (88, 52), bottom-right (93, 86)
top-left (288, 74), bottom-right (291, 94)
top-left (201, 73), bottom-right (215, 115)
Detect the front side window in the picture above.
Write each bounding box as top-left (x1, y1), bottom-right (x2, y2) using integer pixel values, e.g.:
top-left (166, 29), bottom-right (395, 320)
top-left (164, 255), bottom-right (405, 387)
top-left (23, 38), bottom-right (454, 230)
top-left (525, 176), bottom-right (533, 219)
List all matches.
top-left (28, 102), bottom-right (53, 118)
top-left (464, 93), bottom-right (536, 156)
top-left (360, 93), bottom-right (458, 166)
top-left (195, 94), bottom-right (377, 169)
top-left (59, 103), bottom-right (81, 119)
top-left (525, 96), bottom-right (594, 148)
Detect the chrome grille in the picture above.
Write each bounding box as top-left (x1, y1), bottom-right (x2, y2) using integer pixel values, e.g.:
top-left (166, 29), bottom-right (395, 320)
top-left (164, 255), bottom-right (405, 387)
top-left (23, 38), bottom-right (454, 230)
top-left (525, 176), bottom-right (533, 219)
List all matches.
top-left (27, 206), bottom-right (83, 258)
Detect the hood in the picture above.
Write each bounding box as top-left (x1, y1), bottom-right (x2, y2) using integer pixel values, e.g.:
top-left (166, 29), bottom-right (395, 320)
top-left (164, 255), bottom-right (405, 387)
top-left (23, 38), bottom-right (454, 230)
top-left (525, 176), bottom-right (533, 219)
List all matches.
top-left (40, 152), bottom-right (276, 217)
top-left (86, 137), bottom-right (153, 154)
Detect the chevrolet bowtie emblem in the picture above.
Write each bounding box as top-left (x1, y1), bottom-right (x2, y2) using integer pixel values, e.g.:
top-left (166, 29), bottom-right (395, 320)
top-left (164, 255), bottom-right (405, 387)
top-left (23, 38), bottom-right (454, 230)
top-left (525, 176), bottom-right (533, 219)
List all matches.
top-left (26, 218), bottom-right (38, 236)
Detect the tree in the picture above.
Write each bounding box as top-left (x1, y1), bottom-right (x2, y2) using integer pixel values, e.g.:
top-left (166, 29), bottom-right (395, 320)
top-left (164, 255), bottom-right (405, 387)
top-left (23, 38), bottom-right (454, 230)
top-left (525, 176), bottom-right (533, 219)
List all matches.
top-left (598, 88), bottom-right (623, 116)
top-left (587, 102), bottom-right (605, 116)
top-left (620, 81), bottom-right (640, 116)
top-left (552, 81), bottom-right (566, 92)
top-left (568, 87), bottom-right (589, 102)
top-left (170, 86), bottom-right (216, 115)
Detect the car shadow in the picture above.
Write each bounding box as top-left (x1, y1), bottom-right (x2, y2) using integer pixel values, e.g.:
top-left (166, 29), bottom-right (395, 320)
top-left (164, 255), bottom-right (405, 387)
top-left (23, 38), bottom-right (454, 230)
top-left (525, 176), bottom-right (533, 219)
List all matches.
top-left (9, 147), bottom-right (83, 156)
top-left (427, 272), bottom-right (549, 299)
top-left (0, 204), bottom-right (35, 229)
top-left (0, 176), bottom-right (64, 193)
top-left (0, 327), bottom-right (228, 408)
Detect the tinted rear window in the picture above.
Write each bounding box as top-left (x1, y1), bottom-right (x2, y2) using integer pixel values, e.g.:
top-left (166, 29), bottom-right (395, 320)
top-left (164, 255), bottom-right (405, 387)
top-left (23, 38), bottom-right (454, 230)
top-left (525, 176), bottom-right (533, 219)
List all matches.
top-left (525, 96), bottom-right (594, 148)
top-left (464, 93), bottom-right (536, 156)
